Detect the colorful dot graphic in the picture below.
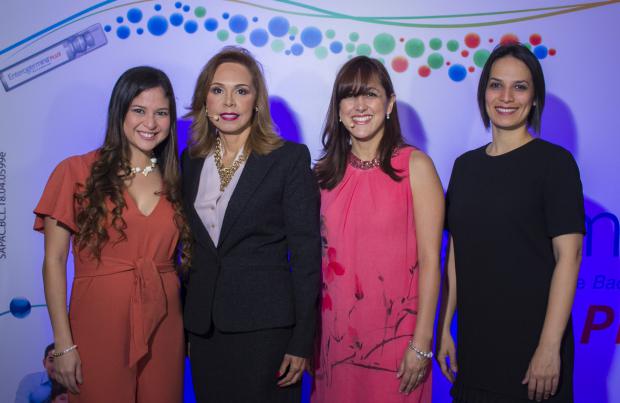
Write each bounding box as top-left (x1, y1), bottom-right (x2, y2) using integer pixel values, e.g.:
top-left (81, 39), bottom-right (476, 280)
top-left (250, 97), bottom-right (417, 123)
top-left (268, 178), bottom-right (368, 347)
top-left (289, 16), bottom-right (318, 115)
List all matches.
top-left (9, 298), bottom-right (31, 318)
top-left (101, 5), bottom-right (557, 82)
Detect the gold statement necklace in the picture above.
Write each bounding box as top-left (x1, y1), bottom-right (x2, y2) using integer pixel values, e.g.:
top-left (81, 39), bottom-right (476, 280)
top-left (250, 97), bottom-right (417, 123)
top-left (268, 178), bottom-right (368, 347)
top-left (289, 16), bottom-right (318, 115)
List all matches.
top-left (214, 136), bottom-right (247, 191)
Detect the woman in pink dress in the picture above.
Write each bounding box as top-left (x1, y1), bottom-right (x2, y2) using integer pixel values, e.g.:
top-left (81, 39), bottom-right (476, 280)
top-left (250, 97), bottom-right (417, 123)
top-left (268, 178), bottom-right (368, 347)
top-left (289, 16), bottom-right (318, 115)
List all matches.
top-left (312, 56), bottom-right (444, 402)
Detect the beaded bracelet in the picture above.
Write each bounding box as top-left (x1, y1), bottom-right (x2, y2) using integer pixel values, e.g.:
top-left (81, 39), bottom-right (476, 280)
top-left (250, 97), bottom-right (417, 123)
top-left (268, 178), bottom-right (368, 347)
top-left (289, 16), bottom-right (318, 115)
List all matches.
top-left (407, 340), bottom-right (433, 360)
top-left (51, 345), bottom-right (77, 358)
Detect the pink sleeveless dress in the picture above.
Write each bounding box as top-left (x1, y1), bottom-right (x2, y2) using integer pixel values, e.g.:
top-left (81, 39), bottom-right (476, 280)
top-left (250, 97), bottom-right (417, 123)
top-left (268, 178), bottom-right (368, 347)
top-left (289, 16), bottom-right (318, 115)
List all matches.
top-left (313, 146), bottom-right (431, 403)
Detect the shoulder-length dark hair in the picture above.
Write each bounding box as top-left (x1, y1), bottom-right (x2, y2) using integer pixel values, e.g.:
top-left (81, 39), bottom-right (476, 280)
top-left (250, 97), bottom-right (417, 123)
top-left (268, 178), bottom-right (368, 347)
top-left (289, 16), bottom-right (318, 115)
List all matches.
top-left (477, 42), bottom-right (546, 134)
top-left (75, 66), bottom-right (191, 270)
top-left (185, 46), bottom-right (283, 157)
top-left (315, 56), bottom-right (405, 190)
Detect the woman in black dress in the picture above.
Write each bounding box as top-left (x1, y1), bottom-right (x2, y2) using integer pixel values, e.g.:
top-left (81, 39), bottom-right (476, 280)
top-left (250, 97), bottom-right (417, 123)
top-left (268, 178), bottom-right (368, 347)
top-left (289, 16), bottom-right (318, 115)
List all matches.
top-left (437, 43), bottom-right (585, 402)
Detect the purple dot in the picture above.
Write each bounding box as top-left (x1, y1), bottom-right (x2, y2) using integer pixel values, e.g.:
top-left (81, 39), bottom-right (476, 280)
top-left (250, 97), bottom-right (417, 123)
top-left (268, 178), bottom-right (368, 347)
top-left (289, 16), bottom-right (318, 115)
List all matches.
top-left (289, 35), bottom-right (295, 41)
top-left (285, 50), bottom-right (291, 55)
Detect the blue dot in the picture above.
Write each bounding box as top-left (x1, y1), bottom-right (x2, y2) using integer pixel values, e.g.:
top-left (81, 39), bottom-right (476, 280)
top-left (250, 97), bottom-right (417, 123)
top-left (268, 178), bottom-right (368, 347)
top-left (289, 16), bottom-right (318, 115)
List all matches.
top-left (116, 16), bottom-right (124, 23)
top-left (204, 18), bottom-right (218, 31)
top-left (534, 45), bottom-right (548, 59)
top-left (223, 12), bottom-right (230, 19)
top-left (249, 28), bottom-right (269, 47)
top-left (147, 15), bottom-right (168, 36)
top-left (252, 17), bottom-right (258, 22)
top-left (183, 5), bottom-right (190, 12)
top-left (448, 64), bottom-right (467, 82)
top-left (170, 13), bottom-right (183, 26)
top-left (175, 2), bottom-right (182, 8)
top-left (104, 25), bottom-right (112, 32)
top-left (268, 16), bottom-right (289, 37)
top-left (289, 35), bottom-right (295, 41)
top-left (10, 298), bottom-right (31, 319)
top-left (154, 4), bottom-right (162, 11)
top-left (300, 26), bottom-right (322, 48)
top-left (184, 20), bottom-right (198, 33)
top-left (127, 8), bottom-right (142, 23)
top-left (285, 50), bottom-right (291, 55)
top-left (117, 25), bottom-right (130, 39)
top-left (229, 15), bottom-right (248, 33)
top-left (330, 41), bottom-right (343, 54)
top-left (137, 28), bottom-right (144, 35)
top-left (291, 43), bottom-right (304, 55)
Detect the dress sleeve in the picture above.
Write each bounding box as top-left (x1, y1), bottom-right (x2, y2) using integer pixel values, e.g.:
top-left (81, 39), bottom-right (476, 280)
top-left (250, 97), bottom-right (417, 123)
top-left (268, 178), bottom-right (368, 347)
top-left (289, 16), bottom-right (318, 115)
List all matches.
top-left (33, 157), bottom-right (83, 233)
top-left (544, 149), bottom-right (586, 237)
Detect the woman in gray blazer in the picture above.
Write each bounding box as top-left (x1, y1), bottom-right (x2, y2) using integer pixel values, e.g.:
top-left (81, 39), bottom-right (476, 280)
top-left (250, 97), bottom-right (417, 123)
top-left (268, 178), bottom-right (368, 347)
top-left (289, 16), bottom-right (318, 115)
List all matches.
top-left (181, 46), bottom-right (321, 403)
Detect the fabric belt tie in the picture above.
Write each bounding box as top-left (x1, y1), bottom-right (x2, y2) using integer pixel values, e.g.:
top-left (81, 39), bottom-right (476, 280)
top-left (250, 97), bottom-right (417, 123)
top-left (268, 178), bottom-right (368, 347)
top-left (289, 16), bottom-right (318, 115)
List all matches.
top-left (75, 256), bottom-right (176, 368)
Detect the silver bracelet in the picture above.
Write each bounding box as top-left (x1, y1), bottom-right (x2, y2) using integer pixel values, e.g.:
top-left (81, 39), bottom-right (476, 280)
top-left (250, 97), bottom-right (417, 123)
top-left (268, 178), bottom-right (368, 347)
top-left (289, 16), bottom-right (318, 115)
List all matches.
top-left (51, 344), bottom-right (77, 358)
top-left (407, 340), bottom-right (433, 360)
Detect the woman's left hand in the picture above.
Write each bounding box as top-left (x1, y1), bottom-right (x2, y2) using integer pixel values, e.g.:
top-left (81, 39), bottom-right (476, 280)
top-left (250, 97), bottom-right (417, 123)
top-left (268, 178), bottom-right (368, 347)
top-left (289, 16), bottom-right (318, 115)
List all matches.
top-left (397, 348), bottom-right (429, 394)
top-left (277, 354), bottom-right (307, 387)
top-left (522, 346), bottom-right (561, 401)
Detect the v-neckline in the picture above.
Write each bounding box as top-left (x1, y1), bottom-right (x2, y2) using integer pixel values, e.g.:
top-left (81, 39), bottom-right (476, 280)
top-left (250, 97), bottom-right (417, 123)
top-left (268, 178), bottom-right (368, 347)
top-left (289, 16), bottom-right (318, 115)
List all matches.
top-left (124, 188), bottom-right (162, 217)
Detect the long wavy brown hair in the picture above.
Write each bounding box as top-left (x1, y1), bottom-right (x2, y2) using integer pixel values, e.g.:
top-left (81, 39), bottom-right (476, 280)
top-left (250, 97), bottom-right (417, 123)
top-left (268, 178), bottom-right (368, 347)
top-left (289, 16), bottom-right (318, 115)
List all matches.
top-left (185, 46), bottom-right (283, 157)
top-left (74, 66), bottom-right (191, 270)
top-left (315, 56), bottom-right (405, 190)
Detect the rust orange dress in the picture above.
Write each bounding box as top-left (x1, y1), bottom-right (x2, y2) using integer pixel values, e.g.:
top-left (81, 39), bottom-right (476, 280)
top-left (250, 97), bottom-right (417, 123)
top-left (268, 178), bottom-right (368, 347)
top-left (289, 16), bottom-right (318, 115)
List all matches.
top-left (34, 151), bottom-right (184, 403)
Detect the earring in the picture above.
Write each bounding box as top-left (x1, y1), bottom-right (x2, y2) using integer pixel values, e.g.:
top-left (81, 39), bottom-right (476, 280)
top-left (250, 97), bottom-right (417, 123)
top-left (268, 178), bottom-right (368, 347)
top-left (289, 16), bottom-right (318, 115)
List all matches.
top-left (255, 106), bottom-right (259, 112)
top-left (338, 116), bottom-right (342, 123)
top-left (386, 113), bottom-right (390, 120)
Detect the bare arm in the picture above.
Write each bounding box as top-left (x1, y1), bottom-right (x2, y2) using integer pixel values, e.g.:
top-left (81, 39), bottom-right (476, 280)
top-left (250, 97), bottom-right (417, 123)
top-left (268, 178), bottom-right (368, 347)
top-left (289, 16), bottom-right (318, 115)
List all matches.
top-left (43, 217), bottom-right (82, 393)
top-left (397, 150), bottom-right (444, 394)
top-left (436, 235), bottom-right (458, 382)
top-left (523, 233), bottom-right (583, 401)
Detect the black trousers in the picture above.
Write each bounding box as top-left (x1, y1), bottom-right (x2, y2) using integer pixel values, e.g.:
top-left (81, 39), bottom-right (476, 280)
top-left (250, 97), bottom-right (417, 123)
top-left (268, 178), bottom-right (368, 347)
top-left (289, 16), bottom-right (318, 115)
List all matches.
top-left (189, 326), bottom-right (302, 403)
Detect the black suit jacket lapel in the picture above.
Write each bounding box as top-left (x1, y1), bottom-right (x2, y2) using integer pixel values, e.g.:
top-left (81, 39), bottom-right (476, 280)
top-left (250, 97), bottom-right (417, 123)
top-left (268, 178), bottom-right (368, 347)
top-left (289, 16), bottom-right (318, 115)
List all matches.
top-left (218, 151), bottom-right (276, 249)
top-left (186, 156), bottom-right (217, 252)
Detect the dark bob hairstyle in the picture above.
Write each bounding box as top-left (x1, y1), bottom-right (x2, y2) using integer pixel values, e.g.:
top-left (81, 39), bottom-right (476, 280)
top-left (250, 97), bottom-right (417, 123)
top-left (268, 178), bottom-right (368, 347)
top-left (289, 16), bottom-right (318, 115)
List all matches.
top-left (477, 42), bottom-right (546, 134)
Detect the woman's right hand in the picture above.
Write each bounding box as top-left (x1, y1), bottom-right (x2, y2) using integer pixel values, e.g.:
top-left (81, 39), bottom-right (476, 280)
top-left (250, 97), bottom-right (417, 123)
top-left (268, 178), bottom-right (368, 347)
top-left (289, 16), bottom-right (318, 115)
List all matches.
top-left (436, 332), bottom-right (458, 383)
top-left (54, 349), bottom-right (83, 394)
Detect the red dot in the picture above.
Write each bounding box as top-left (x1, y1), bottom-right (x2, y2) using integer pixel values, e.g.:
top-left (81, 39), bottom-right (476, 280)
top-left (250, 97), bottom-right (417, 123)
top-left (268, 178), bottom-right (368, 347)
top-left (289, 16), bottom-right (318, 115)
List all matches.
top-left (549, 48), bottom-right (557, 56)
top-left (468, 66), bottom-right (475, 73)
top-left (464, 33), bottom-right (480, 48)
top-left (418, 66), bottom-right (431, 77)
top-left (489, 38), bottom-right (494, 43)
top-left (461, 50), bottom-right (469, 57)
top-left (391, 56), bottom-right (408, 73)
top-left (446, 61), bottom-right (451, 66)
top-left (500, 33), bottom-right (520, 46)
top-left (529, 34), bottom-right (542, 46)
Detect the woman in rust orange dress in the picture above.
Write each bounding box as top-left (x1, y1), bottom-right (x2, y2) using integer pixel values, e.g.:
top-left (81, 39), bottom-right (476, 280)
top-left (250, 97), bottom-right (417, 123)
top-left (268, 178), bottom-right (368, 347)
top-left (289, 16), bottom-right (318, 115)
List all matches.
top-left (33, 66), bottom-right (190, 403)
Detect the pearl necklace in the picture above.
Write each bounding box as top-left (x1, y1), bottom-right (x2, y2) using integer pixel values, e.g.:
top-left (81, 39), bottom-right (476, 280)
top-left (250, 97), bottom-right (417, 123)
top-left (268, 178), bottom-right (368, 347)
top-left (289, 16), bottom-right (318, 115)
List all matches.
top-left (130, 157), bottom-right (158, 177)
top-left (214, 137), bottom-right (247, 191)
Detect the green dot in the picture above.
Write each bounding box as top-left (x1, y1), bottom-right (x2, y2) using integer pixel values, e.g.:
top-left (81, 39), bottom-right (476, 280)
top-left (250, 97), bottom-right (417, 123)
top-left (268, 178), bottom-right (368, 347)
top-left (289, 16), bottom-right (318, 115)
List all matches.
top-left (524, 43), bottom-right (532, 50)
top-left (427, 52), bottom-right (444, 69)
top-left (325, 29), bottom-right (335, 39)
top-left (289, 26), bottom-right (298, 35)
top-left (356, 43), bottom-right (372, 56)
top-left (447, 39), bottom-right (459, 52)
top-left (235, 34), bottom-right (245, 44)
top-left (378, 57), bottom-right (385, 64)
top-left (217, 30), bottom-right (229, 41)
top-left (349, 32), bottom-right (360, 42)
top-left (373, 33), bottom-right (395, 55)
top-left (194, 6), bottom-right (206, 18)
top-left (405, 38), bottom-right (425, 58)
top-left (315, 46), bottom-right (328, 59)
top-left (345, 42), bottom-right (355, 53)
top-left (271, 39), bottom-right (285, 52)
top-left (473, 49), bottom-right (490, 68)
top-left (429, 38), bottom-right (442, 50)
